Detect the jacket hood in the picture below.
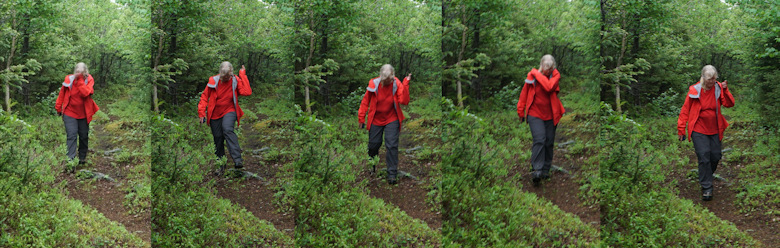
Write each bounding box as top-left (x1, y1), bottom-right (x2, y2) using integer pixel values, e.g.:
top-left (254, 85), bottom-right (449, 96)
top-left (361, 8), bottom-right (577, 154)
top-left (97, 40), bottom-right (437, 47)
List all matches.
top-left (63, 74), bottom-right (90, 87)
top-left (367, 77), bottom-right (398, 95)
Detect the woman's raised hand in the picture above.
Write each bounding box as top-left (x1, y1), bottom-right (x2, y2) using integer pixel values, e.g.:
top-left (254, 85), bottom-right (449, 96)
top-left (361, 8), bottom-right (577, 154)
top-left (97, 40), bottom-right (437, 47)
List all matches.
top-left (405, 73), bottom-right (412, 82)
top-left (241, 65), bottom-right (246, 71)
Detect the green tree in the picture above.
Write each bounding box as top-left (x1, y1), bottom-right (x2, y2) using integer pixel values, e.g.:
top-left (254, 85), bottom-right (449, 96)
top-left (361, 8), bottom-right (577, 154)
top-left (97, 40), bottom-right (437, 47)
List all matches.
top-left (0, 0), bottom-right (61, 112)
top-left (444, 0), bottom-right (599, 109)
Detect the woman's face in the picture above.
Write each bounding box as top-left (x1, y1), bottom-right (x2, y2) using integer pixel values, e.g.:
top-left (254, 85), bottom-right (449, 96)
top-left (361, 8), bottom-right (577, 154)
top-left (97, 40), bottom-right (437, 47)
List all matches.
top-left (704, 77), bottom-right (717, 88)
top-left (541, 68), bottom-right (552, 76)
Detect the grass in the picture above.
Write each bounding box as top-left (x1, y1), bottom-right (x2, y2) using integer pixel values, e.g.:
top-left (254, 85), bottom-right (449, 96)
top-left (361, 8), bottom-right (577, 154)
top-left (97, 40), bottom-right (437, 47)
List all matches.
top-left (292, 84), bottom-right (443, 247)
top-left (597, 102), bottom-right (759, 247)
top-left (440, 98), bottom-right (602, 247)
top-left (152, 186), bottom-right (293, 247)
top-left (720, 104), bottom-right (779, 218)
top-left (151, 89), bottom-right (297, 247)
top-left (0, 185), bottom-right (147, 247)
top-left (0, 88), bottom-right (149, 247)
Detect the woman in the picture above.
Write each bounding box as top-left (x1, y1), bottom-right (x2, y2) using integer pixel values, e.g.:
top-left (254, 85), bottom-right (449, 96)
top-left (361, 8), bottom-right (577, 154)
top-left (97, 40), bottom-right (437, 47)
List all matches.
top-left (55, 62), bottom-right (100, 170)
top-left (198, 62), bottom-right (252, 175)
top-left (358, 64), bottom-right (411, 185)
top-left (677, 65), bottom-right (734, 201)
top-left (516, 55), bottom-right (565, 185)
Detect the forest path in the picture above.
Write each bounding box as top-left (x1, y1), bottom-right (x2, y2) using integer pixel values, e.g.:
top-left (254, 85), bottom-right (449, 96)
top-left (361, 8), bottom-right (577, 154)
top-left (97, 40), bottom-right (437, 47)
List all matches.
top-left (57, 112), bottom-right (151, 244)
top-left (356, 114), bottom-right (442, 230)
top-left (507, 139), bottom-right (600, 227)
top-left (670, 152), bottom-right (778, 247)
top-left (202, 114), bottom-right (295, 236)
top-left (505, 120), bottom-right (600, 227)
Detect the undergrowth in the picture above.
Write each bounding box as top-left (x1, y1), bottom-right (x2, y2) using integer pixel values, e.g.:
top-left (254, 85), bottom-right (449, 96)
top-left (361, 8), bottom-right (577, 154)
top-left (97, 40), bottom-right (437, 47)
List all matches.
top-left (440, 98), bottom-right (600, 247)
top-left (597, 102), bottom-right (759, 247)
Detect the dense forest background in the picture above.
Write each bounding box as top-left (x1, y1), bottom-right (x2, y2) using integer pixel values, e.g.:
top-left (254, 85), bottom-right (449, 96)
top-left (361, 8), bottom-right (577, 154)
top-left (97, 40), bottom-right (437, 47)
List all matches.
top-left (151, 0), bottom-right (292, 114)
top-left (600, 0), bottom-right (780, 125)
top-left (292, 0), bottom-right (441, 116)
top-left (1, 0), bottom-right (778, 247)
top-left (442, 0), bottom-right (600, 110)
top-left (2, 0), bottom-right (147, 115)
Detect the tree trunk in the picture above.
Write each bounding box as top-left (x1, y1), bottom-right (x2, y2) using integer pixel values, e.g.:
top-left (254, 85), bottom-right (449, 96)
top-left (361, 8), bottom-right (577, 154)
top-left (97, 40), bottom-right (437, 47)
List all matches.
top-left (615, 12), bottom-right (628, 113)
top-left (304, 13), bottom-right (316, 114)
top-left (456, 4), bottom-right (467, 108)
top-left (5, 25), bottom-right (18, 112)
top-left (600, 0), bottom-right (607, 59)
top-left (473, 10), bottom-right (482, 101)
top-left (153, 23), bottom-right (165, 113)
top-left (320, 23), bottom-right (330, 107)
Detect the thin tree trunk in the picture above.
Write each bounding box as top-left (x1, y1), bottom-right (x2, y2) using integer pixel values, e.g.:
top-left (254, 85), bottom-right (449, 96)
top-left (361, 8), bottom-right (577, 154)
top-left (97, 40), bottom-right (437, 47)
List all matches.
top-left (615, 13), bottom-right (627, 113)
top-left (153, 23), bottom-right (164, 113)
top-left (456, 4), bottom-right (467, 108)
top-left (5, 20), bottom-right (18, 112)
top-left (600, 0), bottom-right (607, 59)
top-left (320, 21), bottom-right (330, 107)
top-left (304, 13), bottom-right (316, 114)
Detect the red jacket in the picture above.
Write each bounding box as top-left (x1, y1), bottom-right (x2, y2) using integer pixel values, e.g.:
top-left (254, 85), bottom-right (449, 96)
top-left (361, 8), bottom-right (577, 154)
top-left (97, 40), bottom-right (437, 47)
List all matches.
top-left (517, 68), bottom-right (565, 125)
top-left (55, 74), bottom-right (100, 123)
top-left (677, 81), bottom-right (735, 141)
top-left (358, 76), bottom-right (410, 130)
top-left (197, 69), bottom-right (252, 126)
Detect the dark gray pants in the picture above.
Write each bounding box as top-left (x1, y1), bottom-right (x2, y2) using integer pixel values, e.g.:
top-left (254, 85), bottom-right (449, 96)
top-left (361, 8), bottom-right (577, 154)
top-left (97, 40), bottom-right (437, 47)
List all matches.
top-left (210, 111), bottom-right (242, 167)
top-left (63, 115), bottom-right (89, 161)
top-left (692, 131), bottom-right (722, 192)
top-left (528, 116), bottom-right (556, 175)
top-left (368, 120), bottom-right (399, 177)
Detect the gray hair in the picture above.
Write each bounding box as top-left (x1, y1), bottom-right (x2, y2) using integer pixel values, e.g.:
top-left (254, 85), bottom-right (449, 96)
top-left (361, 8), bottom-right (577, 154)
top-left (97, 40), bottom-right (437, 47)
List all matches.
top-left (219, 61), bottom-right (233, 80)
top-left (379, 64), bottom-right (395, 84)
top-left (74, 62), bottom-right (89, 75)
top-left (700, 65), bottom-right (718, 84)
top-left (539, 55), bottom-right (556, 73)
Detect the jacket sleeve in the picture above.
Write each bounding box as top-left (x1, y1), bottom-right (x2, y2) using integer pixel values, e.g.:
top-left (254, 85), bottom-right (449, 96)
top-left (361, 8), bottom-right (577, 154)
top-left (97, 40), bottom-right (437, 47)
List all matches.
top-left (197, 85), bottom-right (210, 118)
top-left (720, 83), bottom-right (735, 108)
top-left (236, 69), bottom-right (252, 96)
top-left (358, 82), bottom-right (372, 124)
top-left (531, 68), bottom-right (561, 93)
top-left (55, 85), bottom-right (66, 113)
top-left (517, 73), bottom-right (533, 119)
top-left (677, 95), bottom-right (692, 136)
top-left (73, 75), bottom-right (95, 98)
top-left (397, 77), bottom-right (410, 105)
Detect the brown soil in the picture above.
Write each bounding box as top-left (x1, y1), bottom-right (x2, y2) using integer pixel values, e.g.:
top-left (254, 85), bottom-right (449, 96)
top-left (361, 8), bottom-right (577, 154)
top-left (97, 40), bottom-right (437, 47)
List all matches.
top-left (55, 114), bottom-right (151, 244)
top-left (57, 152), bottom-right (151, 243)
top-left (507, 132), bottom-right (600, 227)
top-left (670, 153), bottom-right (778, 247)
top-left (202, 120), bottom-right (295, 236)
top-left (356, 128), bottom-right (442, 230)
top-left (204, 161), bottom-right (295, 236)
top-left (360, 156), bottom-right (441, 230)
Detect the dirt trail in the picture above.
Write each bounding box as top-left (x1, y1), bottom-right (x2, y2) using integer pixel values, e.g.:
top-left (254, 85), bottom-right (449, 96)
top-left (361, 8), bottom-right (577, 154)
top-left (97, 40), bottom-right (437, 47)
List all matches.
top-left (356, 128), bottom-right (442, 230)
top-left (670, 153), bottom-right (778, 247)
top-left (204, 120), bottom-right (295, 236)
top-left (57, 118), bottom-right (151, 243)
top-left (507, 132), bottom-right (600, 227)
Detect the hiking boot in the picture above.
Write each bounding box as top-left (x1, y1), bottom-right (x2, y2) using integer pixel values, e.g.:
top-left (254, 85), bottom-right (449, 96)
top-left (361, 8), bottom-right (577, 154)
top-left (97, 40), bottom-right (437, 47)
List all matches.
top-left (541, 172), bottom-right (551, 180)
top-left (702, 189), bottom-right (713, 201)
top-left (532, 171), bottom-right (542, 186)
top-left (234, 163), bottom-right (243, 170)
top-left (388, 174), bottom-right (398, 185)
